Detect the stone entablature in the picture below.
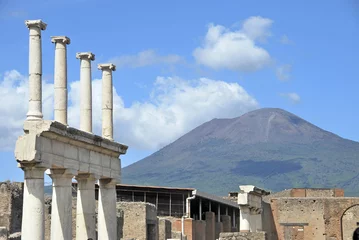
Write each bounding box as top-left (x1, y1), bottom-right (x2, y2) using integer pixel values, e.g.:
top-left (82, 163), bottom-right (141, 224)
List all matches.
top-left (15, 120), bottom-right (126, 179)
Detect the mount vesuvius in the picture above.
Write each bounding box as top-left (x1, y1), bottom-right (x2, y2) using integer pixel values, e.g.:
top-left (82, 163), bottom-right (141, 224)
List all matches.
top-left (122, 108), bottom-right (359, 196)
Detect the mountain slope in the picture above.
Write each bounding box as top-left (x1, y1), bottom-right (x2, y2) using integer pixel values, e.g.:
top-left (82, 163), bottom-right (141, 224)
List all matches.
top-left (122, 108), bottom-right (359, 196)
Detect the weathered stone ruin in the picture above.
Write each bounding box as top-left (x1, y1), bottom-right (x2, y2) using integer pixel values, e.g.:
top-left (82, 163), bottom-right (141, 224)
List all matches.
top-left (4, 18), bottom-right (359, 240)
top-left (14, 19), bottom-right (127, 240)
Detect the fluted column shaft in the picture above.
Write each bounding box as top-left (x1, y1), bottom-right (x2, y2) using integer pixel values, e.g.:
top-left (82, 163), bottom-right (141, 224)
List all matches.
top-left (52, 36), bottom-right (70, 125)
top-left (98, 63), bottom-right (116, 140)
top-left (76, 52), bottom-right (95, 133)
top-left (25, 20), bottom-right (47, 121)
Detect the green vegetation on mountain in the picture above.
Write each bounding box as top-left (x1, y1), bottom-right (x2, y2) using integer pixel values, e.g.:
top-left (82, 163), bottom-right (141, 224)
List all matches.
top-left (122, 108), bottom-right (359, 196)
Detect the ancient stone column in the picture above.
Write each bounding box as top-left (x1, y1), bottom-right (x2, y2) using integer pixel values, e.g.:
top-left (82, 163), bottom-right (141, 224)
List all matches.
top-left (76, 52), bottom-right (95, 133)
top-left (75, 173), bottom-right (97, 240)
top-left (47, 169), bottom-right (75, 240)
top-left (51, 36), bottom-right (70, 125)
top-left (21, 165), bottom-right (46, 240)
top-left (98, 178), bottom-right (117, 240)
top-left (239, 206), bottom-right (250, 232)
top-left (98, 63), bottom-right (116, 140)
top-left (25, 20), bottom-right (47, 121)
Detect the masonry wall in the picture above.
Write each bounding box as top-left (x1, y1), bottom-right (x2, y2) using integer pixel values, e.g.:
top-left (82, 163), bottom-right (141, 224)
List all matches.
top-left (219, 232), bottom-right (266, 240)
top-left (0, 182), bottom-right (23, 236)
top-left (117, 202), bottom-right (158, 240)
top-left (270, 197), bottom-right (359, 240)
top-left (158, 218), bottom-right (172, 240)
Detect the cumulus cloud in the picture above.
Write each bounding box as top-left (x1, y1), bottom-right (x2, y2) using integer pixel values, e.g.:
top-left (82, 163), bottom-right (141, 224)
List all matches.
top-left (242, 16), bottom-right (273, 42)
top-left (0, 70), bottom-right (258, 151)
top-left (276, 64), bottom-right (292, 81)
top-left (0, 70), bottom-right (53, 151)
top-left (193, 16), bottom-right (273, 71)
top-left (69, 76), bottom-right (258, 150)
top-left (280, 92), bottom-right (300, 104)
top-left (110, 49), bottom-right (183, 68)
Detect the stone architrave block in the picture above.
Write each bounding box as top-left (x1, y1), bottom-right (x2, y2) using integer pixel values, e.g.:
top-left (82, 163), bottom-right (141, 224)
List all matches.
top-left (79, 162), bottom-right (90, 172)
top-left (110, 157), bottom-right (120, 171)
top-left (90, 151), bottom-right (101, 165)
top-left (102, 167), bottom-right (111, 177)
top-left (101, 155), bottom-right (111, 168)
top-left (52, 140), bottom-right (65, 156)
top-left (64, 158), bottom-right (80, 170)
top-left (90, 164), bottom-right (103, 176)
top-left (64, 144), bottom-right (78, 160)
top-left (79, 148), bottom-right (90, 163)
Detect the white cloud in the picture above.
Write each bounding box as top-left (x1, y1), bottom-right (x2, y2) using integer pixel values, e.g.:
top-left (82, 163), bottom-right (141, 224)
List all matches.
top-left (276, 64), bottom-right (292, 81)
top-left (193, 16), bottom-right (273, 71)
top-left (242, 16), bottom-right (273, 42)
top-left (280, 92), bottom-right (300, 104)
top-left (109, 49), bottom-right (183, 68)
top-left (280, 35), bottom-right (293, 45)
top-left (0, 70), bottom-right (258, 151)
top-left (69, 77), bottom-right (258, 150)
top-left (0, 70), bottom-right (53, 151)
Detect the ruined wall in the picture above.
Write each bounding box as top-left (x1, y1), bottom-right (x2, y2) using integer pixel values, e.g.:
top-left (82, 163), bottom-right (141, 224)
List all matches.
top-left (261, 201), bottom-right (277, 240)
top-left (219, 232), bottom-right (266, 240)
top-left (158, 218), bottom-right (172, 240)
top-left (0, 182), bottom-right (23, 236)
top-left (117, 202), bottom-right (157, 240)
top-left (270, 197), bottom-right (359, 240)
top-left (342, 205), bottom-right (359, 240)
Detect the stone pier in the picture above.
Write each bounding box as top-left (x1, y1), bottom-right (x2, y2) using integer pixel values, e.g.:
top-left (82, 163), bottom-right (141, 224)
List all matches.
top-left (75, 174), bottom-right (97, 240)
top-left (15, 19), bottom-right (127, 240)
top-left (20, 166), bottom-right (46, 240)
top-left (47, 169), bottom-right (75, 240)
top-left (238, 185), bottom-right (269, 233)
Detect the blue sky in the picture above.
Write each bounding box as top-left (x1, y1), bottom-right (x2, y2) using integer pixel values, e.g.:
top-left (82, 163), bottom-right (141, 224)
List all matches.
top-left (0, 0), bottom-right (358, 183)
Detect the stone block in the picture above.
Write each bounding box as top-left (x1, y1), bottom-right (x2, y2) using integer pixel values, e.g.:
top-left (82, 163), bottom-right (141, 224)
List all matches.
top-left (79, 162), bottom-right (90, 172)
top-left (64, 144), bottom-right (78, 160)
top-left (110, 157), bottom-right (121, 170)
top-left (101, 155), bottom-right (111, 168)
top-left (111, 170), bottom-right (120, 180)
top-left (89, 164), bottom-right (102, 176)
top-left (90, 151), bottom-right (101, 165)
top-left (64, 158), bottom-right (80, 170)
top-left (47, 152), bottom-right (64, 167)
top-left (102, 167), bottom-right (111, 177)
top-left (78, 148), bottom-right (90, 163)
top-left (39, 137), bottom-right (52, 153)
top-left (52, 140), bottom-right (65, 156)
